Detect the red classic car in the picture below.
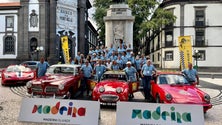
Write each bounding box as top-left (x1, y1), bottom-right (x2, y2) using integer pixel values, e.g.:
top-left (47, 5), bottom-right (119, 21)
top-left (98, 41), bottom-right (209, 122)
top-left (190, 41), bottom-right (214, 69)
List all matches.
top-left (151, 72), bottom-right (212, 113)
top-left (1, 65), bottom-right (36, 86)
top-left (89, 70), bottom-right (140, 103)
top-left (26, 64), bottom-right (83, 99)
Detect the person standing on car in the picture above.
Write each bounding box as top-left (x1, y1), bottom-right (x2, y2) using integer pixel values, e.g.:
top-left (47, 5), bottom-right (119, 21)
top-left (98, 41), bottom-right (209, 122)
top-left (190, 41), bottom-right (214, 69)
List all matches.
top-left (94, 59), bottom-right (106, 82)
top-left (182, 62), bottom-right (199, 85)
top-left (81, 60), bottom-right (93, 96)
top-left (141, 60), bottom-right (157, 101)
top-left (123, 61), bottom-right (138, 82)
top-left (36, 57), bottom-right (50, 78)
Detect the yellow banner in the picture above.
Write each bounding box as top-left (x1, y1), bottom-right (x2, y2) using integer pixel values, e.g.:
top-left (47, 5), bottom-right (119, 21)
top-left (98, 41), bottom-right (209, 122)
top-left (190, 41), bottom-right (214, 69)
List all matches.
top-left (178, 36), bottom-right (192, 70)
top-left (61, 36), bottom-right (70, 64)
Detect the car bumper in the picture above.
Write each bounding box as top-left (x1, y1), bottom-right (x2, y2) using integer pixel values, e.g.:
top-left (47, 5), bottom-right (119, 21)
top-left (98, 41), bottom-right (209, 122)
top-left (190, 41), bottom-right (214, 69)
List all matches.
top-left (26, 92), bottom-right (67, 99)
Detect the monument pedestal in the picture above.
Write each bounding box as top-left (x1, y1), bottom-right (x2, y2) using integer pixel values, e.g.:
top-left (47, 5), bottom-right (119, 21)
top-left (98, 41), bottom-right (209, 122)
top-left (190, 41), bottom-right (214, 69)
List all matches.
top-left (104, 4), bottom-right (135, 49)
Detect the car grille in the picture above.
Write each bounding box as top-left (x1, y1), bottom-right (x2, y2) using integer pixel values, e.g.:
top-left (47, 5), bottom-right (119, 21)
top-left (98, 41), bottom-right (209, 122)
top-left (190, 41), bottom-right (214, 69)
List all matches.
top-left (100, 94), bottom-right (119, 102)
top-left (31, 86), bottom-right (43, 93)
top-left (45, 86), bottom-right (58, 93)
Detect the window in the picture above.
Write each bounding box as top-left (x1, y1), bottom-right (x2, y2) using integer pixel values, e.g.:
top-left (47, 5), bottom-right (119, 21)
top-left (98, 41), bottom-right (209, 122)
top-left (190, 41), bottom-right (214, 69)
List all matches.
top-left (195, 28), bottom-right (205, 46)
top-left (195, 9), bottom-right (205, 26)
top-left (4, 36), bottom-right (15, 54)
top-left (6, 16), bottom-right (14, 28)
top-left (30, 38), bottom-right (38, 52)
top-left (197, 50), bottom-right (206, 61)
top-left (165, 51), bottom-right (173, 61)
top-left (165, 30), bottom-right (173, 47)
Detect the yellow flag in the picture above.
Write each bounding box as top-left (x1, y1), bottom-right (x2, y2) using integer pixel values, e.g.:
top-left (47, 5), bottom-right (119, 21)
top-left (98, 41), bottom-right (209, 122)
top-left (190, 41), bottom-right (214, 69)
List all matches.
top-left (178, 36), bottom-right (192, 70)
top-left (61, 36), bottom-right (70, 64)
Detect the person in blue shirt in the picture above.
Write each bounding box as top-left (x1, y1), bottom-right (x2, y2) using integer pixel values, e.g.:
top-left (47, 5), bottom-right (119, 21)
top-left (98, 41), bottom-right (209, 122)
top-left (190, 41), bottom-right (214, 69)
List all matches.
top-left (135, 55), bottom-right (142, 75)
top-left (182, 62), bottom-right (199, 85)
top-left (36, 57), bottom-right (50, 78)
top-left (121, 51), bottom-right (128, 68)
top-left (111, 60), bottom-right (120, 71)
top-left (81, 60), bottom-right (93, 96)
top-left (110, 52), bottom-right (118, 61)
top-left (116, 55), bottom-right (123, 70)
top-left (123, 61), bottom-right (138, 98)
top-left (141, 60), bottom-right (157, 101)
top-left (94, 60), bottom-right (107, 82)
top-left (123, 61), bottom-right (138, 82)
top-left (76, 52), bottom-right (81, 62)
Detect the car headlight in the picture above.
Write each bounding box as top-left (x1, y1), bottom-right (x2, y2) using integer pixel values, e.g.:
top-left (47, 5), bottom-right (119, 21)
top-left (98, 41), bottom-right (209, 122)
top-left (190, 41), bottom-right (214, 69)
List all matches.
top-left (28, 73), bottom-right (34, 77)
top-left (58, 84), bottom-right (64, 90)
top-left (204, 94), bottom-right (211, 102)
top-left (5, 74), bottom-right (10, 78)
top-left (116, 87), bottom-right (123, 94)
top-left (26, 81), bottom-right (33, 88)
top-left (165, 93), bottom-right (172, 101)
top-left (99, 86), bottom-right (105, 93)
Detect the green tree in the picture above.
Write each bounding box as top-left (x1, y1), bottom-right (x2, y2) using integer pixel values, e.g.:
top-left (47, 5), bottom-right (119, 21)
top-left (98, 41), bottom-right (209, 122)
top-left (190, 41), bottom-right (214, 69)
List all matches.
top-left (92, 0), bottom-right (176, 53)
top-left (92, 0), bottom-right (113, 42)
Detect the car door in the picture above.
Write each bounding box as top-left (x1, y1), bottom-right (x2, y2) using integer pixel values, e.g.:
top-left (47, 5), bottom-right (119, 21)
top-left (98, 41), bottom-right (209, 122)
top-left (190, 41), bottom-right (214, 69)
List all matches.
top-left (128, 81), bottom-right (140, 94)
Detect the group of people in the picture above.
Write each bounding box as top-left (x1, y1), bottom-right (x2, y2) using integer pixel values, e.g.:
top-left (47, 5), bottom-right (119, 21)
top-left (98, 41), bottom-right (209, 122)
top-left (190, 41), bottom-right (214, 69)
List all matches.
top-left (36, 43), bottom-right (199, 101)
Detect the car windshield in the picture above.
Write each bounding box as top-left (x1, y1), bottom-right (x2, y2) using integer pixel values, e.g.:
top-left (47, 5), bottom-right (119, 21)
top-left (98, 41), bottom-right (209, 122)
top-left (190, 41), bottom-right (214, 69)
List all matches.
top-left (102, 73), bottom-right (127, 81)
top-left (157, 74), bottom-right (189, 85)
top-left (46, 66), bottom-right (74, 75)
top-left (6, 65), bottom-right (31, 72)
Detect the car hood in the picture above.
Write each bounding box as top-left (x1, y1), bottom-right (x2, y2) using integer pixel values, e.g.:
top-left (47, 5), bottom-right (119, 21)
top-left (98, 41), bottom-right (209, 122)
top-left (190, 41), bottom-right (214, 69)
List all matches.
top-left (31, 74), bottom-right (74, 85)
top-left (98, 79), bottom-right (128, 91)
top-left (160, 85), bottom-right (203, 103)
top-left (3, 71), bottom-right (34, 77)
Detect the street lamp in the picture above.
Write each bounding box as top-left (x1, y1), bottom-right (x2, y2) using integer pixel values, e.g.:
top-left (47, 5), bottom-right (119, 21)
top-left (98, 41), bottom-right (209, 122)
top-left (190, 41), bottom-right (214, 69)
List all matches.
top-left (193, 50), bottom-right (200, 70)
top-left (36, 46), bottom-right (44, 60)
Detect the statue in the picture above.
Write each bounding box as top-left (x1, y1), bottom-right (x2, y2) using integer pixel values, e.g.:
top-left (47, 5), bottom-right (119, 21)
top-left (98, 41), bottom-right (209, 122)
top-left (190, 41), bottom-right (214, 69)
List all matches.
top-left (112, 0), bottom-right (125, 3)
top-left (30, 9), bottom-right (38, 27)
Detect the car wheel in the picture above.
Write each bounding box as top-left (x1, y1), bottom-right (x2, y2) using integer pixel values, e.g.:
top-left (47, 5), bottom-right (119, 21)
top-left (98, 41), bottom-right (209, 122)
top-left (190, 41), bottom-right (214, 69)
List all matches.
top-left (156, 94), bottom-right (161, 103)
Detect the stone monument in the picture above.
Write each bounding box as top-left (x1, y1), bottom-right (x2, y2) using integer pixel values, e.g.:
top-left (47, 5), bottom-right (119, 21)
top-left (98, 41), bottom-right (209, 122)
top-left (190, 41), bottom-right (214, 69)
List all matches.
top-left (104, 2), bottom-right (134, 49)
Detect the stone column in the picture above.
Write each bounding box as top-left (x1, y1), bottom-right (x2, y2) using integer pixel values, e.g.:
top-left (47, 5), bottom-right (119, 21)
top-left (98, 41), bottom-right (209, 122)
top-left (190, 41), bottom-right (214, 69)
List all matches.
top-left (78, 0), bottom-right (87, 55)
top-left (48, 0), bottom-right (57, 64)
top-left (104, 4), bottom-right (134, 49)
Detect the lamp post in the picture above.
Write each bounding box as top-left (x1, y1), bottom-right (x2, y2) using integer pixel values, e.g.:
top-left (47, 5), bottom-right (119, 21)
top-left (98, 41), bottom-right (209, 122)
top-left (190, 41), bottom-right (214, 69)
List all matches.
top-left (36, 46), bottom-right (44, 60)
top-left (193, 50), bottom-right (200, 70)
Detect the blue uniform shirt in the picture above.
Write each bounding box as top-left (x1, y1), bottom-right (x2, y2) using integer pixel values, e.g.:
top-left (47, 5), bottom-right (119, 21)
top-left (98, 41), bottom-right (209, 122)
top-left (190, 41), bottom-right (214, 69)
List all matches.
top-left (182, 69), bottom-right (198, 82)
top-left (135, 59), bottom-right (141, 70)
top-left (81, 65), bottom-right (93, 78)
top-left (37, 62), bottom-right (49, 77)
top-left (94, 65), bottom-right (106, 80)
top-left (141, 64), bottom-right (156, 76)
top-left (123, 66), bottom-right (137, 81)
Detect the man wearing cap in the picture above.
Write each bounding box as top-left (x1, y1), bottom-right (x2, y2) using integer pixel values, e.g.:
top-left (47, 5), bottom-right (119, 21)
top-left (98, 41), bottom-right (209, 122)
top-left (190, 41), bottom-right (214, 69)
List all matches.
top-left (141, 60), bottom-right (157, 101)
top-left (123, 61), bottom-right (138, 98)
top-left (123, 61), bottom-right (138, 82)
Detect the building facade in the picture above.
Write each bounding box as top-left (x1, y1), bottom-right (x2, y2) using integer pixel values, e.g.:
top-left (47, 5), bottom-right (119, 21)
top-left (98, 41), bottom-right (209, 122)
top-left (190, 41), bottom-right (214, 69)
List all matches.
top-left (0, 0), bottom-right (97, 67)
top-left (141, 0), bottom-right (222, 71)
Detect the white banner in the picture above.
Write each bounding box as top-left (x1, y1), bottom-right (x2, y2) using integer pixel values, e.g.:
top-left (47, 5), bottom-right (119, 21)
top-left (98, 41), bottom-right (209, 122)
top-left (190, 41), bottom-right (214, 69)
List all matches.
top-left (18, 98), bottom-right (100, 125)
top-left (116, 102), bottom-right (204, 125)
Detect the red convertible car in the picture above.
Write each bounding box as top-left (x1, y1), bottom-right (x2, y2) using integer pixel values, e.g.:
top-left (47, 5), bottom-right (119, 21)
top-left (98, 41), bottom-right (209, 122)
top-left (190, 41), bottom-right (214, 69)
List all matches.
top-left (89, 70), bottom-right (140, 103)
top-left (151, 72), bottom-right (212, 113)
top-left (1, 65), bottom-right (36, 86)
top-left (26, 64), bottom-right (83, 99)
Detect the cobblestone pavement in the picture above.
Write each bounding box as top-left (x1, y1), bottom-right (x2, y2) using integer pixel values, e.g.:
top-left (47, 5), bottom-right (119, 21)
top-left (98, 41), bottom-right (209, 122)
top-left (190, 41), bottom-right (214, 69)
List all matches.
top-left (0, 78), bottom-right (222, 125)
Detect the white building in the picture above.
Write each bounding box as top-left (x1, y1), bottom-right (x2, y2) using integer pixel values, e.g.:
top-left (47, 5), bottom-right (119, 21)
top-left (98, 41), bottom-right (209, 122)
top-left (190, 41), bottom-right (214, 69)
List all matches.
top-left (142, 0), bottom-right (222, 72)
